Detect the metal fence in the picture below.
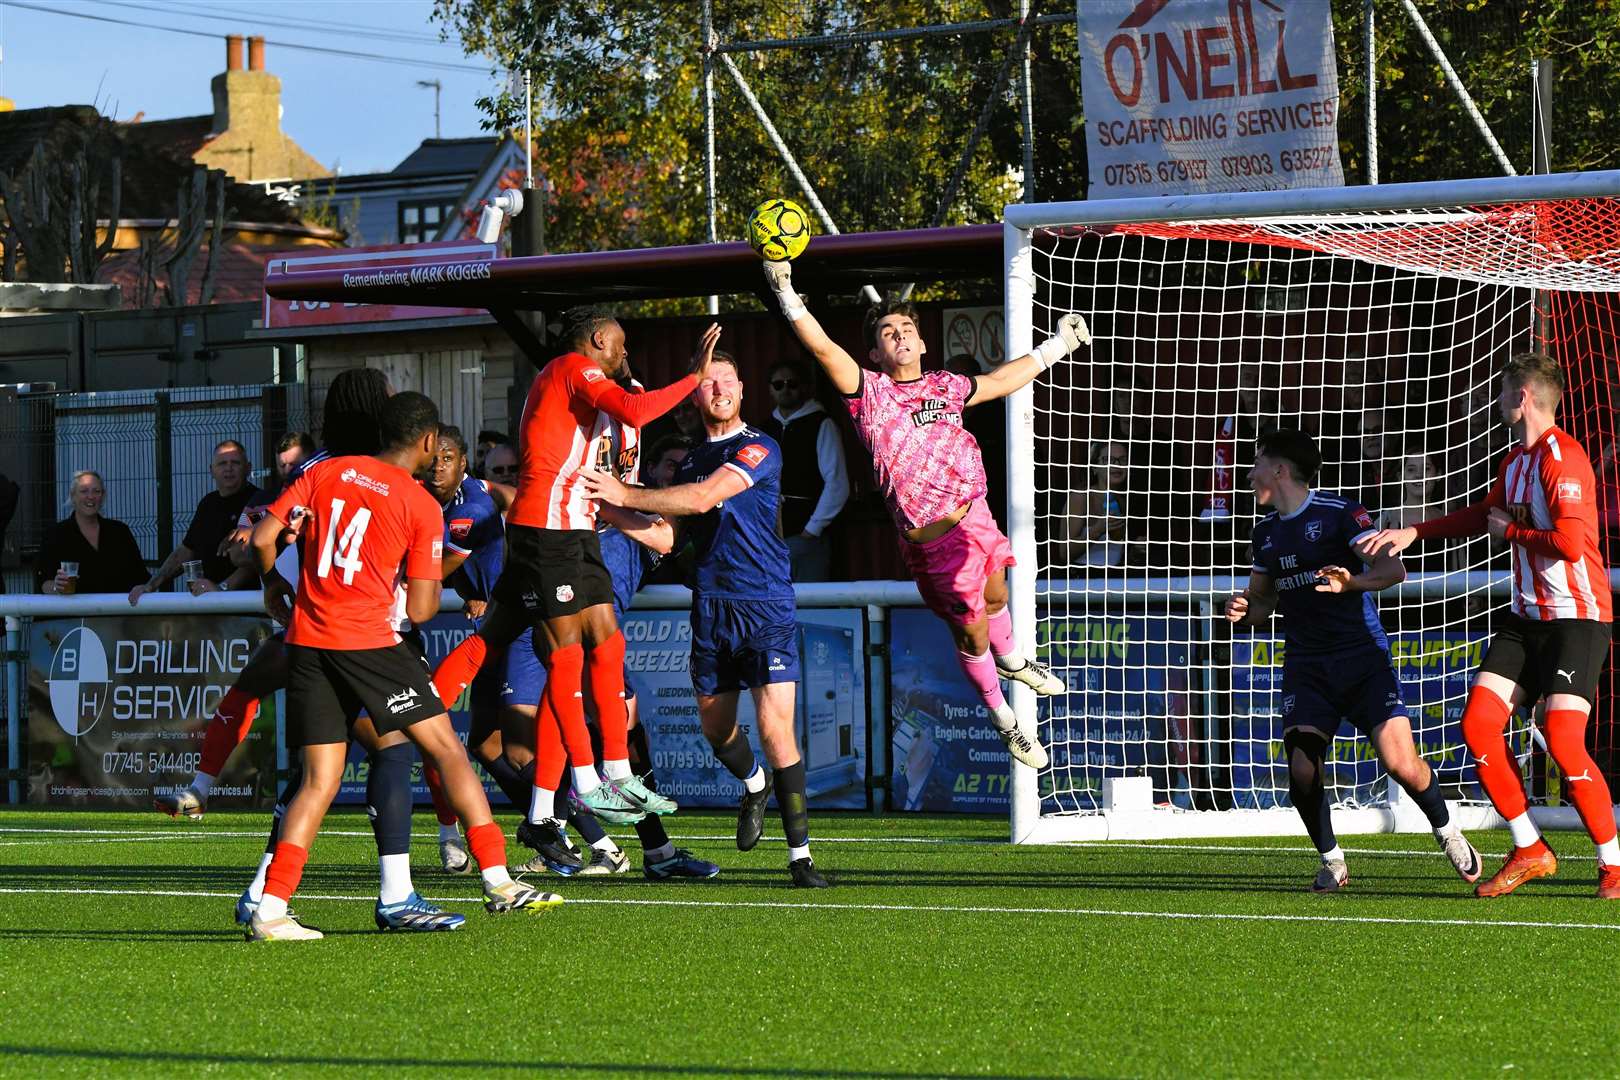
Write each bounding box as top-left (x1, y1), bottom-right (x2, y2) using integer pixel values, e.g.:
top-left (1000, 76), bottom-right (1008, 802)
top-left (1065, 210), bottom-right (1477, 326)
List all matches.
top-left (0, 382), bottom-right (312, 593)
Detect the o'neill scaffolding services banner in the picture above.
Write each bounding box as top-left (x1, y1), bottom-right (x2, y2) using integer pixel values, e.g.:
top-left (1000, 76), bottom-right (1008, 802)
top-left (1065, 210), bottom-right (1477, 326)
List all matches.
top-left (1077, 0), bottom-right (1344, 197)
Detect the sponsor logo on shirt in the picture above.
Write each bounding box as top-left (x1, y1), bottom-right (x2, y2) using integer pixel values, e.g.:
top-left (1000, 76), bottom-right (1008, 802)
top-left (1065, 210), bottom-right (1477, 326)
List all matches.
top-left (736, 443), bottom-right (771, 468)
top-left (338, 467), bottom-right (391, 496)
top-left (1304, 520), bottom-right (1322, 542)
top-left (1353, 508), bottom-right (1374, 528)
top-left (386, 687), bottom-right (421, 715)
top-left (449, 519), bottom-right (473, 541)
top-left (1557, 479), bottom-right (1583, 502)
top-left (910, 398), bottom-right (962, 428)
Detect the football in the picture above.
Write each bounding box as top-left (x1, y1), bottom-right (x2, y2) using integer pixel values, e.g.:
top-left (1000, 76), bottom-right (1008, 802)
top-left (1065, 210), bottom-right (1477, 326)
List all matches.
top-left (747, 197), bottom-right (811, 261)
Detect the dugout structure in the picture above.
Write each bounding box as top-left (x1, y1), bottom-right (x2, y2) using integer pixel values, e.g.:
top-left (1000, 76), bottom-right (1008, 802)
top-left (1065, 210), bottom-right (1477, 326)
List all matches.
top-left (1003, 169), bottom-right (1620, 843)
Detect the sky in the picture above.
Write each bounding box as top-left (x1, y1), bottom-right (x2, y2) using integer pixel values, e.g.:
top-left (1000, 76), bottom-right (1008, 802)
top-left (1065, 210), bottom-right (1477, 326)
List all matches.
top-left (0, 0), bottom-right (504, 175)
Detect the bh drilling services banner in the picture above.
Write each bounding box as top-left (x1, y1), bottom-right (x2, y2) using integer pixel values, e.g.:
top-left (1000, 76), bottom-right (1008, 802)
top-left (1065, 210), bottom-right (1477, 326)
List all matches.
top-left (1077, 0), bottom-right (1344, 196)
top-left (28, 615), bottom-right (277, 808)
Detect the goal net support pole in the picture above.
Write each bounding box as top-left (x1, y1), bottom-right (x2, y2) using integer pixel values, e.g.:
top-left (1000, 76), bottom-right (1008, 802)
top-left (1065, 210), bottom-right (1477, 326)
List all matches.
top-left (1004, 169), bottom-right (1620, 844)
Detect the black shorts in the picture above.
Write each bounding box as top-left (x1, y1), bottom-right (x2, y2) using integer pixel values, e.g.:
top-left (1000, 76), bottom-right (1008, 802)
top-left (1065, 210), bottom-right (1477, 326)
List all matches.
top-left (493, 525), bottom-right (615, 621)
top-left (1479, 614), bottom-right (1611, 705)
top-left (285, 639), bottom-right (442, 748)
top-left (1280, 647), bottom-right (1409, 738)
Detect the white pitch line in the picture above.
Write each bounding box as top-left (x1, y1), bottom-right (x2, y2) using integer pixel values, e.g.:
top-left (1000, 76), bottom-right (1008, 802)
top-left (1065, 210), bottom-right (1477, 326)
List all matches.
top-left (1068, 841), bottom-right (1602, 863)
top-left (0, 885), bottom-right (1616, 934)
top-left (0, 826), bottom-right (1002, 846)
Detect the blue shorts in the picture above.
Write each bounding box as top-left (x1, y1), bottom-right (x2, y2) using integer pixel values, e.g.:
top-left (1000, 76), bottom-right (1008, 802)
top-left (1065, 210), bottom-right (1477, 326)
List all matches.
top-left (1280, 647), bottom-right (1409, 738)
top-left (499, 627), bottom-right (640, 707)
top-left (689, 597), bottom-right (799, 697)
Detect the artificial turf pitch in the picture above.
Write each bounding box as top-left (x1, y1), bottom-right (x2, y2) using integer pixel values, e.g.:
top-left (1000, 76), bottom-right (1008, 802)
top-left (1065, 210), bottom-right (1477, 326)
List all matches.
top-left (1, 810), bottom-right (1617, 1079)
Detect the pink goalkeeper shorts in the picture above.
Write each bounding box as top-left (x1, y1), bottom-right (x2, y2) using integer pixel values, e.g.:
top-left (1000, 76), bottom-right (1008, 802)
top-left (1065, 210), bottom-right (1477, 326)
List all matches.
top-left (899, 498), bottom-right (1016, 628)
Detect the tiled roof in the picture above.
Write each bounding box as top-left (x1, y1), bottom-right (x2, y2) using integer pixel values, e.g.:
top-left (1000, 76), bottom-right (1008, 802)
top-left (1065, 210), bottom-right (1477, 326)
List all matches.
top-left (95, 241), bottom-right (283, 306)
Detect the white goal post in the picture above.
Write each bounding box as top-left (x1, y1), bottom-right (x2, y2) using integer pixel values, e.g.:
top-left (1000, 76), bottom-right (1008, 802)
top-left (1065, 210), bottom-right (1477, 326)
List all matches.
top-left (1003, 170), bottom-right (1620, 843)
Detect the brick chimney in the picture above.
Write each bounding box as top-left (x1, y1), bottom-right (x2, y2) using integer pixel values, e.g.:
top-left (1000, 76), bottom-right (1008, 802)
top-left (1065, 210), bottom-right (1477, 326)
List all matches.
top-left (199, 34), bottom-right (329, 182)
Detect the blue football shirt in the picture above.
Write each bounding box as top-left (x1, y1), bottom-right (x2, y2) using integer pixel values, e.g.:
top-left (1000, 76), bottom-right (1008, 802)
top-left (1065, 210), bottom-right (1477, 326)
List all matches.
top-left (442, 475), bottom-right (504, 602)
top-left (673, 426), bottom-right (793, 601)
top-left (1249, 490), bottom-right (1389, 657)
top-left (598, 524), bottom-right (655, 620)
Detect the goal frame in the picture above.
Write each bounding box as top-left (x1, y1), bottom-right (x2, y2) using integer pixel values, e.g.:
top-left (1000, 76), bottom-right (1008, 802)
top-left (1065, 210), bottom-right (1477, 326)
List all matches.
top-left (1002, 169), bottom-right (1620, 844)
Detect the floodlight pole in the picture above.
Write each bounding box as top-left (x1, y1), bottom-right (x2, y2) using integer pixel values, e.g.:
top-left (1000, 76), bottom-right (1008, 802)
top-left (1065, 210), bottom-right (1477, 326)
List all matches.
top-left (719, 51), bottom-right (881, 304)
top-left (702, 0), bottom-right (720, 315)
top-left (1363, 0), bottom-right (1377, 185)
top-left (1018, 0), bottom-right (1035, 203)
top-left (1396, 0), bottom-right (1516, 176)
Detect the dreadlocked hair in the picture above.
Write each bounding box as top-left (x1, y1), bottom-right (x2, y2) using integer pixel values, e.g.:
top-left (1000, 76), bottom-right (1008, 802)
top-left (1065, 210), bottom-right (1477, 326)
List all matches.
top-left (321, 367), bottom-right (392, 456)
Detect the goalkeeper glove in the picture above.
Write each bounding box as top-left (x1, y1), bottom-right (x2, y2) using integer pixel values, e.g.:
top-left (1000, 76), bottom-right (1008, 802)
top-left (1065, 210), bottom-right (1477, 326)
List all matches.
top-left (762, 260), bottom-right (808, 322)
top-left (1033, 313), bottom-right (1092, 369)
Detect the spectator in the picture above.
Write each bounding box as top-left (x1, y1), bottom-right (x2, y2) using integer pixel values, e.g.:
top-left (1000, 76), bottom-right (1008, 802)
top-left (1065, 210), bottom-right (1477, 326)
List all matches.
top-left (641, 435), bottom-right (694, 586)
top-left (1060, 440), bottom-right (1140, 571)
top-left (0, 471), bottom-right (17, 595)
top-left (275, 431), bottom-right (316, 483)
top-left (1379, 446), bottom-right (1454, 574)
top-left (473, 429), bottom-right (510, 479)
top-left (483, 443), bottom-right (518, 485)
top-left (643, 434), bottom-right (692, 488)
top-left (37, 470), bottom-right (147, 595)
top-left (129, 439), bottom-right (259, 603)
top-left (759, 359), bottom-right (849, 581)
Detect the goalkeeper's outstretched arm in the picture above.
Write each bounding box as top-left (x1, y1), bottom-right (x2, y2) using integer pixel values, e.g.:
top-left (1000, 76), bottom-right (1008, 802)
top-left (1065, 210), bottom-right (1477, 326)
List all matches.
top-left (760, 260), bottom-right (862, 395)
top-left (968, 314), bottom-right (1092, 406)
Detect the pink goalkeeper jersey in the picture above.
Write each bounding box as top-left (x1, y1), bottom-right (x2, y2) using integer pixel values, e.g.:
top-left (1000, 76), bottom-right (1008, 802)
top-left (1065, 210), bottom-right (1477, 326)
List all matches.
top-left (847, 369), bottom-right (987, 531)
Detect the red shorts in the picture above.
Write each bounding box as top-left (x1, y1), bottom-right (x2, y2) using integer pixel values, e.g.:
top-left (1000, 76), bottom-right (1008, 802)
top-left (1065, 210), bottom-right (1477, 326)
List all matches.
top-left (899, 499), bottom-right (1016, 628)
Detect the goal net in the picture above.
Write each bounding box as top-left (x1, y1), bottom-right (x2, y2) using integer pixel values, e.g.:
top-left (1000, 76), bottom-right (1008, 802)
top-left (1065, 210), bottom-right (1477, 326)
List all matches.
top-left (1002, 173), bottom-right (1620, 842)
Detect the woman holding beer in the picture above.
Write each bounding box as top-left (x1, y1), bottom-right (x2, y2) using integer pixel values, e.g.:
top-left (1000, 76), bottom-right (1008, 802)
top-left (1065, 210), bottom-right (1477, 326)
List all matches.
top-left (36, 470), bottom-right (147, 595)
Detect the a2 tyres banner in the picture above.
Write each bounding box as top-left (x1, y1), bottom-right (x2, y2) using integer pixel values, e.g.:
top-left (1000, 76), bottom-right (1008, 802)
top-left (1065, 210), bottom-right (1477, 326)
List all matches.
top-left (27, 614), bottom-right (278, 808)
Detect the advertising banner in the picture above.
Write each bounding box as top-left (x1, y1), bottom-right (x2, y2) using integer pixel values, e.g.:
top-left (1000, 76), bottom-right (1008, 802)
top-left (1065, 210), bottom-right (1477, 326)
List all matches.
top-left (333, 612), bottom-right (493, 805)
top-left (1077, 0), bottom-right (1344, 197)
top-left (27, 614), bottom-right (277, 808)
top-left (332, 609), bottom-right (869, 809)
top-left (262, 240), bottom-right (492, 329)
top-left (888, 608), bottom-right (1192, 812)
top-left (612, 608), bottom-right (868, 810)
top-left (1230, 631), bottom-right (1490, 807)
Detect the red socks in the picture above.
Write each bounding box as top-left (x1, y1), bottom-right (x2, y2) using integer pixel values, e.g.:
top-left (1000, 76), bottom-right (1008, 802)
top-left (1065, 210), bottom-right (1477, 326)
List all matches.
top-left (1460, 685), bottom-right (1527, 819)
top-left (546, 643), bottom-right (594, 766)
top-left (263, 841), bottom-right (308, 901)
top-left (465, 820), bottom-right (506, 871)
top-left (534, 691), bottom-right (567, 791)
top-left (198, 688), bottom-right (260, 777)
top-left (1544, 708), bottom-right (1618, 846)
top-left (589, 630), bottom-right (630, 764)
top-left (422, 762), bottom-right (458, 827)
top-left (431, 634), bottom-right (488, 709)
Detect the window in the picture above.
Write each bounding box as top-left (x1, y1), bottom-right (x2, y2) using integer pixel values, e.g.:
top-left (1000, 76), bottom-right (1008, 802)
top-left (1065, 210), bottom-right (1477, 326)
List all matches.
top-left (398, 200), bottom-right (457, 244)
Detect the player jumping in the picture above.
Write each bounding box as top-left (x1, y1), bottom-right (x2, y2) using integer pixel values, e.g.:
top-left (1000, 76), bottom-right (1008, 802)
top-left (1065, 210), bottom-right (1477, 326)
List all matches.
top-left (1223, 429), bottom-right (1482, 892)
top-left (761, 260), bottom-right (1086, 769)
top-left (1359, 353), bottom-right (1620, 899)
top-left (583, 347), bottom-right (827, 887)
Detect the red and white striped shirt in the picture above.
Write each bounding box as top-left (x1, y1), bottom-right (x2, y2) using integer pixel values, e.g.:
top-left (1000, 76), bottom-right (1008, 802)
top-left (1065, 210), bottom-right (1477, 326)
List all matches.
top-left (1416, 426), bottom-right (1612, 623)
top-left (508, 353), bottom-right (695, 531)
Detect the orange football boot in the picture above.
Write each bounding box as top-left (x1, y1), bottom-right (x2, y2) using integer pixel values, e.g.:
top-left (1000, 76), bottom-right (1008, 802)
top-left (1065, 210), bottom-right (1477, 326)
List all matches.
top-left (1475, 841), bottom-right (1557, 898)
top-left (1597, 863), bottom-right (1620, 900)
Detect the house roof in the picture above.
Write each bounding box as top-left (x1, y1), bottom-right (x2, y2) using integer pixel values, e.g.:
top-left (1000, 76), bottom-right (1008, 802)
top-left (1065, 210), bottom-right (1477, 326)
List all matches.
top-left (391, 137), bottom-right (500, 178)
top-left (120, 114), bottom-right (216, 165)
top-left (97, 240), bottom-right (282, 306)
top-left (0, 105), bottom-right (304, 224)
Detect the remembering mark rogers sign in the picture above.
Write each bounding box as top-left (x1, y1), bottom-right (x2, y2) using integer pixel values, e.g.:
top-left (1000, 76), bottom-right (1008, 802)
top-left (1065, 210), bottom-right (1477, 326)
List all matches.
top-left (27, 616), bottom-right (276, 808)
top-left (263, 240), bottom-right (493, 329)
top-left (340, 261), bottom-right (493, 288)
top-left (1077, 0), bottom-right (1344, 196)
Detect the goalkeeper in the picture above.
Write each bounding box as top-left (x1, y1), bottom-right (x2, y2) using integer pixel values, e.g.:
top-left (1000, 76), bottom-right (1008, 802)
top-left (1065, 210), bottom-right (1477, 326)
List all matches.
top-left (1222, 428), bottom-right (1482, 892)
top-left (762, 259), bottom-right (1086, 769)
